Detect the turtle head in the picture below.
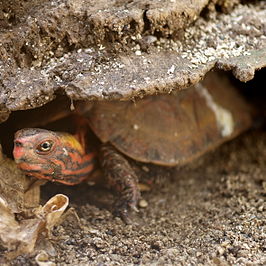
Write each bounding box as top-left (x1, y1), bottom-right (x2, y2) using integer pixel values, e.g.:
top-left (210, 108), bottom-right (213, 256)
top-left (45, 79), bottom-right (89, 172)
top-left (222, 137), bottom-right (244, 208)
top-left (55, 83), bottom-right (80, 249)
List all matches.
top-left (13, 128), bottom-right (94, 185)
top-left (14, 128), bottom-right (63, 180)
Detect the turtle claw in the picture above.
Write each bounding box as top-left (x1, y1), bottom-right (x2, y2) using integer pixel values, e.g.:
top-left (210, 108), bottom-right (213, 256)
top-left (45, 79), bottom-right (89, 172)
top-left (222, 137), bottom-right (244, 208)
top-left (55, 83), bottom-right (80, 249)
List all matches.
top-left (114, 208), bottom-right (131, 224)
top-left (113, 198), bottom-right (139, 224)
top-left (130, 205), bottom-right (139, 213)
top-left (113, 201), bottom-right (131, 224)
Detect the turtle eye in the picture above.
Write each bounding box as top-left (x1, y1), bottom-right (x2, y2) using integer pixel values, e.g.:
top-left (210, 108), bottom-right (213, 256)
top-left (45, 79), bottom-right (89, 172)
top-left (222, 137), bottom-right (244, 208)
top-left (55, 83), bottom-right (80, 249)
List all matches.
top-left (36, 140), bottom-right (54, 154)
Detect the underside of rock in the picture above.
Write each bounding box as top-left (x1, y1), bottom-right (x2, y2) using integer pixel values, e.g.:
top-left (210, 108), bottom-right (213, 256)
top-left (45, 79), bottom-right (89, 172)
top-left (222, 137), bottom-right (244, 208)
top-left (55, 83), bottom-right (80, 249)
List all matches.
top-left (0, 0), bottom-right (265, 122)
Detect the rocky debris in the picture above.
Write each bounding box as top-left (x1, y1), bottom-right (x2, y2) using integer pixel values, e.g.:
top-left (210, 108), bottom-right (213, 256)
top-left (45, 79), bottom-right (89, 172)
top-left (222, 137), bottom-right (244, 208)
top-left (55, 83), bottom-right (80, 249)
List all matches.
top-left (10, 129), bottom-right (264, 265)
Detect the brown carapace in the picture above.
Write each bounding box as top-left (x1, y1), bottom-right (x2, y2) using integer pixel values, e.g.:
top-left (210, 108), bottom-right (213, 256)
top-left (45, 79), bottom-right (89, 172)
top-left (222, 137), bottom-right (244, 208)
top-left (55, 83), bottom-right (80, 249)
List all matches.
top-left (13, 72), bottom-right (253, 222)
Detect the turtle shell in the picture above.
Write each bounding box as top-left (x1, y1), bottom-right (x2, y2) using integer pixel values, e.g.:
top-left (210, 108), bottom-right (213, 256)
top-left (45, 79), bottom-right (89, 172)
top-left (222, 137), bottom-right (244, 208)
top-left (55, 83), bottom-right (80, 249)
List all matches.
top-left (86, 73), bottom-right (252, 166)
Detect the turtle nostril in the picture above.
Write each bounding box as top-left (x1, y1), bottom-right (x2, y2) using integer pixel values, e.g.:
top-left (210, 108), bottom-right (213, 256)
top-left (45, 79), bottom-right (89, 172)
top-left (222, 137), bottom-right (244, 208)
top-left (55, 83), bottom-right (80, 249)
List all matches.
top-left (14, 141), bottom-right (23, 147)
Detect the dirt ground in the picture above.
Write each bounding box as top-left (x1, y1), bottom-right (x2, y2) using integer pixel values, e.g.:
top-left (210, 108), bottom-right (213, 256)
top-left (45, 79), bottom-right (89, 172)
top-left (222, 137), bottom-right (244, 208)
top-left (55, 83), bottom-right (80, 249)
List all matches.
top-left (0, 1), bottom-right (265, 265)
top-left (9, 128), bottom-right (265, 265)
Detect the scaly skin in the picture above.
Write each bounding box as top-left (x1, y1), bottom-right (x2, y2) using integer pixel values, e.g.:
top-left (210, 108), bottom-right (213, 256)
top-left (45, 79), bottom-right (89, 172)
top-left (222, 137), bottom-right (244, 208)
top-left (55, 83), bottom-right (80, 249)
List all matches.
top-left (100, 144), bottom-right (140, 223)
top-left (13, 128), bottom-right (95, 185)
top-left (13, 128), bottom-right (140, 222)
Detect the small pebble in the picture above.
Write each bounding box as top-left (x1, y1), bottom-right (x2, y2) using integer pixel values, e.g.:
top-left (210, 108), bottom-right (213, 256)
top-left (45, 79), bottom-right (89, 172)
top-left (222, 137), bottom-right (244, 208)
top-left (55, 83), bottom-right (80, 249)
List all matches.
top-left (217, 246), bottom-right (225, 255)
top-left (221, 240), bottom-right (231, 247)
top-left (139, 199), bottom-right (148, 208)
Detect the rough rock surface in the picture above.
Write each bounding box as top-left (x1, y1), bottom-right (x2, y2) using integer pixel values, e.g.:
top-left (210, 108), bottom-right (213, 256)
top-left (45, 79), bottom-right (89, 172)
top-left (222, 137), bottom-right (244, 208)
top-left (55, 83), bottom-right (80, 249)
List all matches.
top-left (0, 1), bottom-right (265, 122)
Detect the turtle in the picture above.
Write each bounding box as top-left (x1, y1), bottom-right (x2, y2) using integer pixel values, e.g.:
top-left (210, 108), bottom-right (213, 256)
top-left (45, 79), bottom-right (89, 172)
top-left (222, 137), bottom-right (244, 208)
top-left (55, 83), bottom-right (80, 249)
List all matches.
top-left (12, 73), bottom-right (253, 222)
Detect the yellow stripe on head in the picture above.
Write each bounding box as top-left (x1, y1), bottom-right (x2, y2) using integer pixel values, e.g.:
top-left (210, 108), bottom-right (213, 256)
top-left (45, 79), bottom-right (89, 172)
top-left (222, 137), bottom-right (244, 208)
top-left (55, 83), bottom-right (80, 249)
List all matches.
top-left (59, 133), bottom-right (85, 154)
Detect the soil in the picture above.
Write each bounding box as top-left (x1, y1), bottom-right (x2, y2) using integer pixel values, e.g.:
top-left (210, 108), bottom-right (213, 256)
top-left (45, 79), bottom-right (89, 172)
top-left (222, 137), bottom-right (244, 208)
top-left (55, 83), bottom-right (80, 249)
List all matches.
top-left (10, 128), bottom-right (266, 265)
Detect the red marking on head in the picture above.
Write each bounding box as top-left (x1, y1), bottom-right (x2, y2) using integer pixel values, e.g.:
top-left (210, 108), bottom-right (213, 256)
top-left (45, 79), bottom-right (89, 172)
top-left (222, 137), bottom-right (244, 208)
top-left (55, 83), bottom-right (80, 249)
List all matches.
top-left (13, 140), bottom-right (25, 160)
top-left (61, 163), bottom-right (94, 176)
top-left (18, 162), bottom-right (44, 172)
top-left (13, 146), bottom-right (23, 160)
top-left (84, 151), bottom-right (95, 162)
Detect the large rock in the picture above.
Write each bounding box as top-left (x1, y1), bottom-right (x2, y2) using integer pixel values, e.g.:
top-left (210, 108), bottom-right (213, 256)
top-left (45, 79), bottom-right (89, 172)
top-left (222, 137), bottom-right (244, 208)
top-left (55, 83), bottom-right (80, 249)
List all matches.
top-left (0, 0), bottom-right (265, 122)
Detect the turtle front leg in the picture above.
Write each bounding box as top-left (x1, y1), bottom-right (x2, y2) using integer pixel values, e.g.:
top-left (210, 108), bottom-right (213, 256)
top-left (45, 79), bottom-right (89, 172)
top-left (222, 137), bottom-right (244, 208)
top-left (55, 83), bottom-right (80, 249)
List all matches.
top-left (100, 144), bottom-right (140, 223)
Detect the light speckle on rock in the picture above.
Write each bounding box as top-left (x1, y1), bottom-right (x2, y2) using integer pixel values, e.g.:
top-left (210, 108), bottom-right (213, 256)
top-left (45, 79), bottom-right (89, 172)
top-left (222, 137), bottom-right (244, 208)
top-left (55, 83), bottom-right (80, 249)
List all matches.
top-left (167, 65), bottom-right (176, 75)
top-left (133, 124), bottom-right (139, 130)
